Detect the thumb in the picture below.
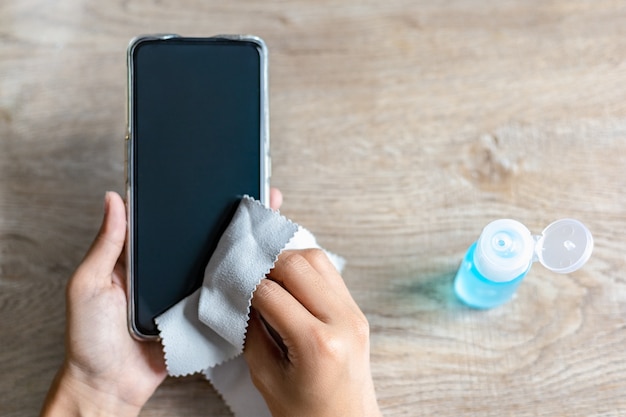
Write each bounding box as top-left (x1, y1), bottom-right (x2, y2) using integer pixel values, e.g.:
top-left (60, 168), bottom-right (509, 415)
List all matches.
top-left (75, 191), bottom-right (127, 288)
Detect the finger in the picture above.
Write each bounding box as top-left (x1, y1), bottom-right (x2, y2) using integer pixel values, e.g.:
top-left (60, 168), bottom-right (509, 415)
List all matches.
top-left (243, 309), bottom-right (284, 387)
top-left (110, 258), bottom-right (127, 290)
top-left (267, 250), bottom-right (344, 322)
top-left (302, 250), bottom-right (365, 319)
top-left (250, 278), bottom-right (316, 350)
top-left (75, 191), bottom-right (127, 288)
top-left (298, 248), bottom-right (354, 302)
top-left (269, 187), bottom-right (282, 211)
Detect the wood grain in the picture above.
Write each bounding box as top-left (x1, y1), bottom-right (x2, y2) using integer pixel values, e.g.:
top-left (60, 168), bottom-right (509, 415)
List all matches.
top-left (1, 0), bottom-right (625, 416)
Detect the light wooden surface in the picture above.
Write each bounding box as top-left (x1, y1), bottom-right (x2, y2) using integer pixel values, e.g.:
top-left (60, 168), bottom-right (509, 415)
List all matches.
top-left (1, 1), bottom-right (625, 416)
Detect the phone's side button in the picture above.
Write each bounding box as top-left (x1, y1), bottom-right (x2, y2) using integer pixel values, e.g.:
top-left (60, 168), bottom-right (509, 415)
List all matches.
top-left (124, 134), bottom-right (130, 188)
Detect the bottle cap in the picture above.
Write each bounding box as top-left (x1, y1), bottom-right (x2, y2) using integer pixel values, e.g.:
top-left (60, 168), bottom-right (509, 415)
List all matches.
top-left (475, 219), bottom-right (535, 282)
top-left (535, 218), bottom-right (593, 274)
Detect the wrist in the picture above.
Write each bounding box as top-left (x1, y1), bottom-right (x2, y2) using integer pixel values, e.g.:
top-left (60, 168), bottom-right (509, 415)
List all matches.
top-left (41, 364), bottom-right (142, 417)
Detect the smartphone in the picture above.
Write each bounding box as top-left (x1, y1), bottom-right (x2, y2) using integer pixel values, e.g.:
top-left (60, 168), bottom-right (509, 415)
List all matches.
top-left (126, 35), bottom-right (270, 340)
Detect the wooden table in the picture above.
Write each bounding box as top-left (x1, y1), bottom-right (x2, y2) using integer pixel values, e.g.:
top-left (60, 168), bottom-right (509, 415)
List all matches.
top-left (2, 1), bottom-right (625, 415)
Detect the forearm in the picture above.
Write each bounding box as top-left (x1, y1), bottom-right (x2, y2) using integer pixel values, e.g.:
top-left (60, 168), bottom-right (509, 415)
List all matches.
top-left (40, 366), bottom-right (142, 417)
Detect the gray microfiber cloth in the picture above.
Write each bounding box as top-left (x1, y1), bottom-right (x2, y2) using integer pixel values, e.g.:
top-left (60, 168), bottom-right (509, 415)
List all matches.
top-left (155, 196), bottom-right (345, 417)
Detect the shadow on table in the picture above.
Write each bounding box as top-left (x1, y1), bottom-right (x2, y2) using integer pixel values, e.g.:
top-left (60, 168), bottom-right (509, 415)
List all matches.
top-left (392, 267), bottom-right (468, 312)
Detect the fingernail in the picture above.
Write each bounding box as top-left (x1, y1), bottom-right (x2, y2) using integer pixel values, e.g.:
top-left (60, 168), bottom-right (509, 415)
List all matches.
top-left (103, 191), bottom-right (112, 216)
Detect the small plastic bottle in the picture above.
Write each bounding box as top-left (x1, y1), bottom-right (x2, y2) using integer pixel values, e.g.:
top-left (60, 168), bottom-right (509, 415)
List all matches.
top-left (454, 218), bottom-right (593, 309)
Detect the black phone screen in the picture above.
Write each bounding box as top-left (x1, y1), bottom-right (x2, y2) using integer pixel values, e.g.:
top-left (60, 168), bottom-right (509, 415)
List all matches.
top-left (129, 37), bottom-right (266, 337)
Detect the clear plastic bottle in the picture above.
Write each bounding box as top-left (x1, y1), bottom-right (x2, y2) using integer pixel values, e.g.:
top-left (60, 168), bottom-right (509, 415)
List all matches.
top-left (454, 218), bottom-right (593, 309)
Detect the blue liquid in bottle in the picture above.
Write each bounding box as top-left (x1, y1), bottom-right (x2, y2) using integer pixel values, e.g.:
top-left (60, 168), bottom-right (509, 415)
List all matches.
top-left (454, 242), bottom-right (530, 309)
top-left (454, 219), bottom-right (534, 309)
